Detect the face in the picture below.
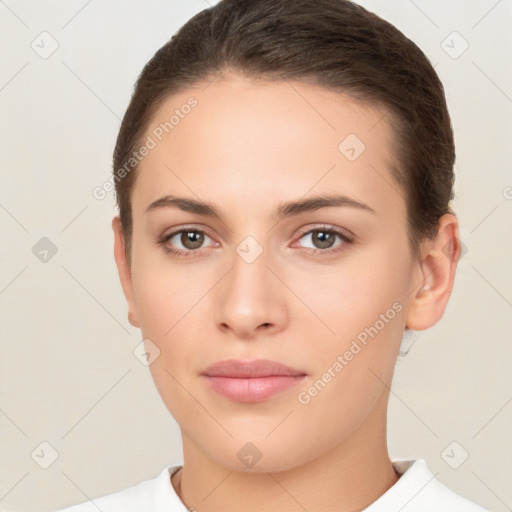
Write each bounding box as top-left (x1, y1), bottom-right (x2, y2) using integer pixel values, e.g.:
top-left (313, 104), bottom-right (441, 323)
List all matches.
top-left (114, 73), bottom-right (441, 473)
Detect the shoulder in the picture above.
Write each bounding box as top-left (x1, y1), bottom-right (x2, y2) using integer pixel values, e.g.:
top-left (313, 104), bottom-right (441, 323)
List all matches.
top-left (364, 458), bottom-right (492, 512)
top-left (50, 464), bottom-right (184, 512)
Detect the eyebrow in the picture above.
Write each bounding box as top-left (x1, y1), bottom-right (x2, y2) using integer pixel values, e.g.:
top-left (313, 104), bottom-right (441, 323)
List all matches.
top-left (145, 193), bottom-right (376, 220)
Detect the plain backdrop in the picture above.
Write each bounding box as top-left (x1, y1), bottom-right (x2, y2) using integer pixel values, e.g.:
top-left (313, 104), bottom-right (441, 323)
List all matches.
top-left (0, 1), bottom-right (511, 511)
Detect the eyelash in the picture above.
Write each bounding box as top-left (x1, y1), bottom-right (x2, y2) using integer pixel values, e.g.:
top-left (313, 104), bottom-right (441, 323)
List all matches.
top-left (157, 225), bottom-right (355, 259)
top-left (157, 227), bottom-right (213, 259)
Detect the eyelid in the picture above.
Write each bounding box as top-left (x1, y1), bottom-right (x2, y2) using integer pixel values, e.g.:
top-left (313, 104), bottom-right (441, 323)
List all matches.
top-left (164, 225), bottom-right (218, 242)
top-left (289, 225), bottom-right (354, 257)
top-left (294, 223), bottom-right (355, 243)
top-left (157, 225), bottom-right (219, 254)
top-left (158, 223), bottom-right (355, 257)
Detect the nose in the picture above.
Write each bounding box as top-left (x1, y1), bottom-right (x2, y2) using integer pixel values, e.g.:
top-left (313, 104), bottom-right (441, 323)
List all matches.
top-left (213, 242), bottom-right (288, 340)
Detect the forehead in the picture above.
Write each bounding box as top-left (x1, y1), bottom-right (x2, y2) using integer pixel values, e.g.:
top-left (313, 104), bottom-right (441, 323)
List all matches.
top-left (147, 73), bottom-right (393, 152)
top-left (132, 73), bottom-right (404, 220)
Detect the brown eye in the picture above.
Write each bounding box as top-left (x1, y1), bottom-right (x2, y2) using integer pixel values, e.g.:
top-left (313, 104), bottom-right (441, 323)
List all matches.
top-left (310, 230), bottom-right (336, 249)
top-left (180, 230), bottom-right (205, 250)
top-left (159, 228), bottom-right (215, 256)
top-left (295, 226), bottom-right (353, 255)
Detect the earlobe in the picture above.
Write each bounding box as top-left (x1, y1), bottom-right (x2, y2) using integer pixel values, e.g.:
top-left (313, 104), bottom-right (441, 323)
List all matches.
top-left (405, 214), bottom-right (461, 331)
top-left (112, 216), bottom-right (140, 328)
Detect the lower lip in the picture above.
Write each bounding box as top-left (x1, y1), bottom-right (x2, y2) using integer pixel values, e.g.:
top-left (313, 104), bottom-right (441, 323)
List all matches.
top-left (202, 375), bottom-right (307, 403)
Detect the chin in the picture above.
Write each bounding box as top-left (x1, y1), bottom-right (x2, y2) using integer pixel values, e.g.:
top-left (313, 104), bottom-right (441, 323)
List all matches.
top-left (200, 433), bottom-right (320, 475)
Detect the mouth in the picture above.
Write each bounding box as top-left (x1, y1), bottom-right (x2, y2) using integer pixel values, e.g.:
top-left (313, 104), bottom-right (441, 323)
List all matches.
top-left (201, 358), bottom-right (308, 403)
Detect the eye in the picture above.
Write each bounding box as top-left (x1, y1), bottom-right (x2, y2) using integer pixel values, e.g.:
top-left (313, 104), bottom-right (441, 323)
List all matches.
top-left (294, 226), bottom-right (354, 254)
top-left (158, 227), bottom-right (217, 257)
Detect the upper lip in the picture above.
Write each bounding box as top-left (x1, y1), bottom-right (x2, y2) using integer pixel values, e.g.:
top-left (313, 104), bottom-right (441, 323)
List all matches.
top-left (201, 358), bottom-right (307, 378)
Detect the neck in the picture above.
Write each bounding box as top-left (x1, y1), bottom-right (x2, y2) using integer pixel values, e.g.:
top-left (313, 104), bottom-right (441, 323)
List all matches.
top-left (172, 392), bottom-right (399, 512)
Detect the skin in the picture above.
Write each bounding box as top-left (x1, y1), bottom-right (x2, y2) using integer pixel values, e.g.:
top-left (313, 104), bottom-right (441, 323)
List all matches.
top-left (112, 72), bottom-right (460, 512)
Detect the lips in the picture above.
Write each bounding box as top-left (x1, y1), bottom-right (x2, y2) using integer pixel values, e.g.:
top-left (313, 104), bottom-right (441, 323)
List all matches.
top-left (201, 359), bottom-right (307, 403)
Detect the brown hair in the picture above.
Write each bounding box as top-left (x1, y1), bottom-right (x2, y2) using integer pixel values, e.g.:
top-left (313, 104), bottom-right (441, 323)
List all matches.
top-left (113, 0), bottom-right (455, 263)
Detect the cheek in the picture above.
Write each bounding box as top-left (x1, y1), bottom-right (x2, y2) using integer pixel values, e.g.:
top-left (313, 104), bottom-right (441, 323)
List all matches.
top-left (289, 246), bottom-right (408, 403)
top-left (130, 241), bottom-right (206, 337)
top-left (292, 289), bottom-right (406, 450)
top-left (135, 277), bottom-right (209, 426)
top-left (285, 245), bottom-right (408, 346)
top-left (130, 250), bottom-right (213, 377)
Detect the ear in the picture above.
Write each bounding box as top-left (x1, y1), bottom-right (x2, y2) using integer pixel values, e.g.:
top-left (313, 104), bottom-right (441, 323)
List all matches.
top-left (406, 213), bottom-right (461, 331)
top-left (112, 216), bottom-right (140, 328)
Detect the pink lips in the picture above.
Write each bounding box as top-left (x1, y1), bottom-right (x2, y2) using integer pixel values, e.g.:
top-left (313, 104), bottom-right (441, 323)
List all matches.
top-left (201, 359), bottom-right (307, 403)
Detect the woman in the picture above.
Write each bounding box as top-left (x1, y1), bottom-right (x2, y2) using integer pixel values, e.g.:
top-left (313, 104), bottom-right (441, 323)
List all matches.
top-left (53, 0), bottom-right (492, 510)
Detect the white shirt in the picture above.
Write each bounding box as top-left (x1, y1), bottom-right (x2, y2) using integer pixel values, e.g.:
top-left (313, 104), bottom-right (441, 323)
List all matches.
top-left (47, 459), bottom-right (490, 511)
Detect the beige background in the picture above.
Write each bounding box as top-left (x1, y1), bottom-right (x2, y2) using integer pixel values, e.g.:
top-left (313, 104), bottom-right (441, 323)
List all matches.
top-left (0, 0), bottom-right (511, 510)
